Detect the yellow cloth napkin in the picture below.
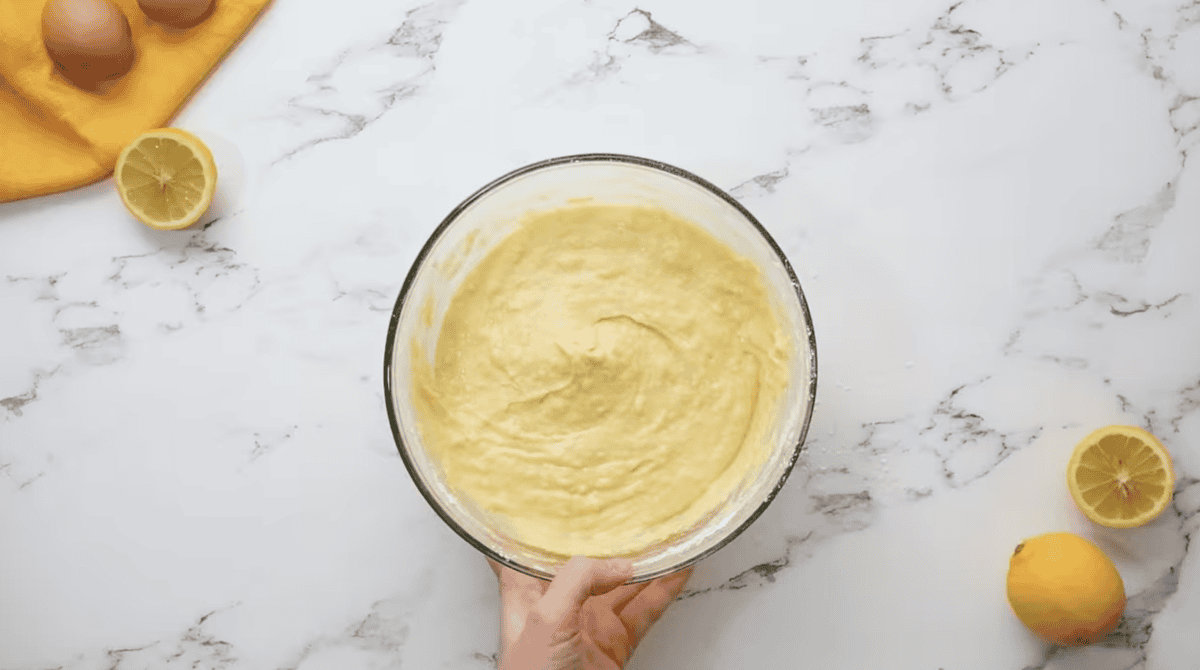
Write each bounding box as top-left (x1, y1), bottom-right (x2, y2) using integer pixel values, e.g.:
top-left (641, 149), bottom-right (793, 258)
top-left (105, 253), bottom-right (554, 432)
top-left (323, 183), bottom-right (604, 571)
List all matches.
top-left (0, 0), bottom-right (271, 203)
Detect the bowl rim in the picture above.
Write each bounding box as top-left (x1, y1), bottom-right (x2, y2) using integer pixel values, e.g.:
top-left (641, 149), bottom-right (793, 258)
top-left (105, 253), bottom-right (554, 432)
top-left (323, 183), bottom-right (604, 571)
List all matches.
top-left (383, 153), bottom-right (818, 582)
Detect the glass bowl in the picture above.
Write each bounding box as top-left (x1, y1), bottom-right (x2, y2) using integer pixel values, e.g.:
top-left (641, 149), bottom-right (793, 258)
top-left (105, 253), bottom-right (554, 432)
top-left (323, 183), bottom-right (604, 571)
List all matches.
top-left (383, 154), bottom-right (817, 582)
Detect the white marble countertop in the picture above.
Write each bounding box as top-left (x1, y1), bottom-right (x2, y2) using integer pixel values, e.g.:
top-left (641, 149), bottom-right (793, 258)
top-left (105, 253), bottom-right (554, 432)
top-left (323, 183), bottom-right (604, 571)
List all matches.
top-left (3, 0), bottom-right (1199, 668)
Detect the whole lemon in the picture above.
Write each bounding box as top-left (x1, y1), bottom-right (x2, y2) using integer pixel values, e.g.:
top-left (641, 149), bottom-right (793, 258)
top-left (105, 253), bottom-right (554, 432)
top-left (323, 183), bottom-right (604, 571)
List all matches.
top-left (1006, 532), bottom-right (1125, 645)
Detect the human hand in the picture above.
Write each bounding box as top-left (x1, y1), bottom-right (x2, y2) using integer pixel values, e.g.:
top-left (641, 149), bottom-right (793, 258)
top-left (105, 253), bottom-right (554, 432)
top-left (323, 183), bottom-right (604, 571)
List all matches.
top-left (489, 556), bottom-right (693, 670)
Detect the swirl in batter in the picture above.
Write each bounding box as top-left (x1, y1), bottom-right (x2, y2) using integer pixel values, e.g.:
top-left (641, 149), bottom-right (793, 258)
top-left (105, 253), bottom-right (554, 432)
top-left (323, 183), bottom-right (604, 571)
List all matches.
top-left (413, 204), bottom-right (791, 557)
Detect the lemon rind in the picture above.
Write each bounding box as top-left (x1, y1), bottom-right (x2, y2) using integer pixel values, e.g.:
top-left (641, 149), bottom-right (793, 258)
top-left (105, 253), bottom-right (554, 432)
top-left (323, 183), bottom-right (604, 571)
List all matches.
top-left (115, 128), bottom-right (217, 231)
top-left (1067, 425), bottom-right (1174, 529)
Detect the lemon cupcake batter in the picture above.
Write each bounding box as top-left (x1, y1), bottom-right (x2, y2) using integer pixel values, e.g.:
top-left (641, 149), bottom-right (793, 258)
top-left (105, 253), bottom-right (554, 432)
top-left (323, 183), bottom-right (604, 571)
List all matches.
top-left (412, 204), bottom-right (791, 556)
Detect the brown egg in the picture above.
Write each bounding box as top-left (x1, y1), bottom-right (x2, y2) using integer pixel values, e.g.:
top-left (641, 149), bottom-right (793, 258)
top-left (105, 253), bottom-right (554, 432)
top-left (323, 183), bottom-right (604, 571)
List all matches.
top-left (137, 0), bottom-right (214, 28)
top-left (42, 0), bottom-right (135, 88)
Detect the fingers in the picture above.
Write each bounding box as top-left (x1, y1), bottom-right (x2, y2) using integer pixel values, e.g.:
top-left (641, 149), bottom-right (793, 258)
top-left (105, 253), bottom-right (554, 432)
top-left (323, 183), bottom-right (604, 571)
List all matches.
top-left (499, 557), bottom-right (632, 670)
top-left (593, 581), bottom-right (652, 613)
top-left (489, 558), bottom-right (552, 595)
top-left (487, 558), bottom-right (503, 579)
top-left (535, 556), bottom-right (634, 630)
top-left (581, 605), bottom-right (636, 668)
top-left (488, 557), bottom-right (550, 656)
top-left (618, 566), bottom-right (693, 646)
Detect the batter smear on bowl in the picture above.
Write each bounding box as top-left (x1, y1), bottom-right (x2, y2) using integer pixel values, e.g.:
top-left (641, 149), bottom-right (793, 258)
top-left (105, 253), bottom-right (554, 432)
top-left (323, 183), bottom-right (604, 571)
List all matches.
top-left (412, 204), bottom-right (791, 557)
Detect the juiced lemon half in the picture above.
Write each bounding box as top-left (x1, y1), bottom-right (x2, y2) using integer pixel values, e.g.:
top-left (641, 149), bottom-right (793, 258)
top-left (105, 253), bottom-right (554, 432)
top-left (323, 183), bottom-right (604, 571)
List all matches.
top-left (1067, 425), bottom-right (1174, 528)
top-left (115, 128), bottom-right (217, 230)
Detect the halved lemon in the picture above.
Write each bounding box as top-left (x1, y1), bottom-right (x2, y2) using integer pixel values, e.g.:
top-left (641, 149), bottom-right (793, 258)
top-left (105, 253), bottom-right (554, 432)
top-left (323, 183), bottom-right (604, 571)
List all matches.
top-left (1067, 425), bottom-right (1174, 528)
top-left (115, 128), bottom-right (217, 230)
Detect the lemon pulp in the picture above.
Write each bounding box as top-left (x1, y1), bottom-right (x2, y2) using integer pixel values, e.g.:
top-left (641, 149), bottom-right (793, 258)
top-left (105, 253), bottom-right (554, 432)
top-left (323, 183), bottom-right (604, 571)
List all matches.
top-left (116, 129), bottom-right (217, 230)
top-left (1067, 426), bottom-right (1174, 528)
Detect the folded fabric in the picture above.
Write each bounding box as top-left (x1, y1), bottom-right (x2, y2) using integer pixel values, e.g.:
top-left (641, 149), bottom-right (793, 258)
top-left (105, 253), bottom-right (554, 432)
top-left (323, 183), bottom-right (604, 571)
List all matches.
top-left (0, 0), bottom-right (271, 203)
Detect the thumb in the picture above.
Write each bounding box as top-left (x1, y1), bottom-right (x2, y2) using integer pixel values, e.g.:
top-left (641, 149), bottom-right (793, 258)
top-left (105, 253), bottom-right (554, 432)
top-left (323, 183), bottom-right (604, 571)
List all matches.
top-left (500, 557), bottom-right (634, 670)
top-left (537, 556), bottom-right (634, 630)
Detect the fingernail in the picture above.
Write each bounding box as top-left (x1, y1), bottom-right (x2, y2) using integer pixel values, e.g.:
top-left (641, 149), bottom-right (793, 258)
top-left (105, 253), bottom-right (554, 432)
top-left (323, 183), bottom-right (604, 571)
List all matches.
top-left (608, 558), bottom-right (634, 573)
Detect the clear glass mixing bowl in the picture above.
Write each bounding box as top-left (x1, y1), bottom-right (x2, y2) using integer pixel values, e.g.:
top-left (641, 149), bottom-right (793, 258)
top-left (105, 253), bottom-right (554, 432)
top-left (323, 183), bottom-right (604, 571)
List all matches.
top-left (383, 154), bottom-right (817, 582)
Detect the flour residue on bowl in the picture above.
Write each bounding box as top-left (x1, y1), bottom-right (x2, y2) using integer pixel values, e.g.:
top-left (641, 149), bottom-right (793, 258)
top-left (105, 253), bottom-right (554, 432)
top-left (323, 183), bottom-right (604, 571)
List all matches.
top-left (411, 204), bottom-right (792, 557)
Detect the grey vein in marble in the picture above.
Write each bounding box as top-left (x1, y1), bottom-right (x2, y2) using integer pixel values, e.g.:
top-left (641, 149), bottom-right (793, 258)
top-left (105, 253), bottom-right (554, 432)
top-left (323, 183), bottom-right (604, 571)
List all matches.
top-left (610, 8), bottom-right (697, 54)
top-left (469, 651), bottom-right (500, 669)
top-left (1020, 477), bottom-right (1198, 670)
top-left (2, 236), bottom-right (248, 411)
top-left (674, 452), bottom-right (884, 603)
top-left (853, 1), bottom-right (1038, 100)
top-left (1100, 292), bottom-right (1183, 317)
top-left (277, 597), bottom-right (410, 670)
top-left (3, 0), bottom-right (1199, 667)
top-left (921, 380), bottom-right (1044, 487)
top-left (106, 222), bottom-right (261, 318)
top-left (1170, 379), bottom-right (1200, 433)
top-left (5, 273), bottom-right (64, 300)
top-left (29, 606), bottom-right (242, 670)
top-left (558, 7), bottom-right (700, 89)
top-left (729, 166), bottom-right (791, 197)
top-left (1096, 182), bottom-right (1179, 263)
top-left (272, 0), bottom-right (468, 164)
top-left (679, 532), bottom-right (817, 602)
top-left (248, 425), bottom-right (298, 464)
top-left (1, 367), bottom-right (59, 419)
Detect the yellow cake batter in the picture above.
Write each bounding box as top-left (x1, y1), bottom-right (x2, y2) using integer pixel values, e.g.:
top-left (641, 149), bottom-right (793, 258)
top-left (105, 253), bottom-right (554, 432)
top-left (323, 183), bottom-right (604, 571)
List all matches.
top-left (412, 204), bottom-right (791, 557)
